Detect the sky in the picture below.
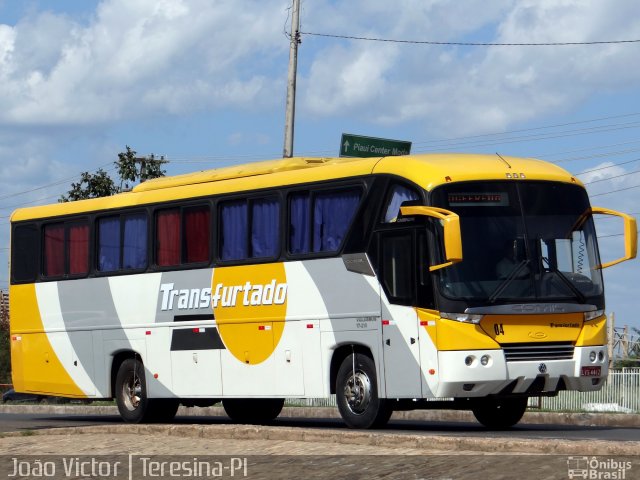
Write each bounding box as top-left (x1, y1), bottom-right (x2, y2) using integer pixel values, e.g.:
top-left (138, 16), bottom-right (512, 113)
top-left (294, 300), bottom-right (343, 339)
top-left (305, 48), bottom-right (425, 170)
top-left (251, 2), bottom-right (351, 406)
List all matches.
top-left (0, 0), bottom-right (639, 336)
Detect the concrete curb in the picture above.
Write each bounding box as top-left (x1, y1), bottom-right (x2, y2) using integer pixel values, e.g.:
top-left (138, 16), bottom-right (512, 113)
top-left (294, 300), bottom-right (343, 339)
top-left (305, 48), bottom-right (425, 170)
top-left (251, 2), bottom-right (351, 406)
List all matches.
top-left (1, 423), bottom-right (638, 456)
top-left (2, 404), bottom-right (640, 427)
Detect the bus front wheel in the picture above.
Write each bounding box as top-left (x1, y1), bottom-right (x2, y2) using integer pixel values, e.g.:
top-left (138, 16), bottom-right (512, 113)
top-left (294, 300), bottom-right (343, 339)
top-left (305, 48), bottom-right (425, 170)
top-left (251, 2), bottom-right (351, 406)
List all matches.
top-left (115, 358), bottom-right (179, 423)
top-left (336, 353), bottom-right (392, 429)
top-left (471, 397), bottom-right (528, 429)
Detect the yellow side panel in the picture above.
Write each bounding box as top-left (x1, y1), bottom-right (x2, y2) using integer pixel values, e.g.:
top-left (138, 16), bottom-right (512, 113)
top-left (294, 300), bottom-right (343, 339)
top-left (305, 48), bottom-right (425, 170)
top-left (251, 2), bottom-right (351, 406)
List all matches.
top-left (575, 315), bottom-right (607, 347)
top-left (436, 318), bottom-right (500, 351)
top-left (9, 283), bottom-right (84, 396)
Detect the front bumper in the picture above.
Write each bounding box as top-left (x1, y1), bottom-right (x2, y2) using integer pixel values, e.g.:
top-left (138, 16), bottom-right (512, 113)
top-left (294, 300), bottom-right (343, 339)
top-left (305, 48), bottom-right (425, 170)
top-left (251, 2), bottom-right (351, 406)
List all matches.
top-left (435, 346), bottom-right (609, 398)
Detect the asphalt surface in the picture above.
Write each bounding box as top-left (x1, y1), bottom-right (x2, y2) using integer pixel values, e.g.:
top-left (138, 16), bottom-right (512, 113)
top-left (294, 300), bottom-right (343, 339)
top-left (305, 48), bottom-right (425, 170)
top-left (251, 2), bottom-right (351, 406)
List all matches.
top-left (2, 412), bottom-right (639, 444)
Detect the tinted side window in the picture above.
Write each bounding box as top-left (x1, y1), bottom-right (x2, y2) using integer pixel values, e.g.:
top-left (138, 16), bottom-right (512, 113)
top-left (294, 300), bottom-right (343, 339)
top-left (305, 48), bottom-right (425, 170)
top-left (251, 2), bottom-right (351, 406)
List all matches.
top-left (11, 224), bottom-right (39, 283)
top-left (289, 188), bottom-right (361, 255)
top-left (383, 184), bottom-right (419, 223)
top-left (123, 213), bottom-right (147, 269)
top-left (98, 213), bottom-right (147, 272)
top-left (184, 206), bottom-right (210, 263)
top-left (220, 200), bottom-right (248, 261)
top-left (156, 206), bottom-right (211, 266)
top-left (98, 216), bottom-right (120, 272)
top-left (380, 232), bottom-right (413, 305)
top-left (156, 209), bottom-right (180, 266)
top-left (43, 224), bottom-right (65, 277)
top-left (42, 222), bottom-right (90, 278)
top-left (220, 197), bottom-right (280, 262)
top-left (68, 224), bottom-right (89, 275)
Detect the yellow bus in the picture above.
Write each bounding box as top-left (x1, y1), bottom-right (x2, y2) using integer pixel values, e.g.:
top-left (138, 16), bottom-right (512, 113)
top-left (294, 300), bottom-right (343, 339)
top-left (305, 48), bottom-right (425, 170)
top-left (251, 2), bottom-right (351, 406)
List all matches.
top-left (9, 153), bottom-right (637, 428)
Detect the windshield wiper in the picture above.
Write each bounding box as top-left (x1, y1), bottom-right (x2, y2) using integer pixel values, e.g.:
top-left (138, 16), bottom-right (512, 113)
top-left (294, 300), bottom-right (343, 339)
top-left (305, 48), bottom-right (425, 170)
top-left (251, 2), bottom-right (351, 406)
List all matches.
top-left (488, 259), bottom-right (530, 304)
top-left (541, 257), bottom-right (587, 304)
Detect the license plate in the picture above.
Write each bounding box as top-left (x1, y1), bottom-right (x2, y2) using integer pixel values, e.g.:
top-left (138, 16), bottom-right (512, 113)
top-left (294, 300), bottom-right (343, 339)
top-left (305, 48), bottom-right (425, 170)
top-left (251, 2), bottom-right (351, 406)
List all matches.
top-left (581, 366), bottom-right (601, 377)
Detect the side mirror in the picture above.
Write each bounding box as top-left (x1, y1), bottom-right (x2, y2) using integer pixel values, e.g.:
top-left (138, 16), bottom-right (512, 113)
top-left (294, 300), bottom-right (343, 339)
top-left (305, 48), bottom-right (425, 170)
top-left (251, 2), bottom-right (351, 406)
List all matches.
top-left (400, 205), bottom-right (462, 271)
top-left (591, 207), bottom-right (637, 268)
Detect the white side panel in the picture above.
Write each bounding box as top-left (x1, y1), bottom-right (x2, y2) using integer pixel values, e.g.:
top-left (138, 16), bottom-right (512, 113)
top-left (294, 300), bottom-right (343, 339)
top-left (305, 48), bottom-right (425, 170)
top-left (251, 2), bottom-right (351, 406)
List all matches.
top-left (284, 262), bottom-right (327, 396)
top-left (171, 350), bottom-right (223, 397)
top-left (381, 302), bottom-right (422, 398)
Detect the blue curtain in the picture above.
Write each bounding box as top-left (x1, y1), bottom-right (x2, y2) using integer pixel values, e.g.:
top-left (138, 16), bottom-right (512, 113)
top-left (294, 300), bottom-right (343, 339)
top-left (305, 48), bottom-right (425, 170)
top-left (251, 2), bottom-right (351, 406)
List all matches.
top-left (384, 185), bottom-right (419, 222)
top-left (221, 200), bottom-right (248, 260)
top-left (251, 198), bottom-right (279, 258)
top-left (313, 190), bottom-right (360, 252)
top-left (98, 216), bottom-right (120, 271)
top-left (290, 194), bottom-right (310, 254)
top-left (123, 213), bottom-right (148, 269)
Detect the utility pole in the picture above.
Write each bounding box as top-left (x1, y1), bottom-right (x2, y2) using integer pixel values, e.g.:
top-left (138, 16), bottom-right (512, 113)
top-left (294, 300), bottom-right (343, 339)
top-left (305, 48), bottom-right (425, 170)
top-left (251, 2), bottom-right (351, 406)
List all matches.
top-left (134, 154), bottom-right (167, 183)
top-left (608, 312), bottom-right (615, 369)
top-left (283, 0), bottom-right (301, 158)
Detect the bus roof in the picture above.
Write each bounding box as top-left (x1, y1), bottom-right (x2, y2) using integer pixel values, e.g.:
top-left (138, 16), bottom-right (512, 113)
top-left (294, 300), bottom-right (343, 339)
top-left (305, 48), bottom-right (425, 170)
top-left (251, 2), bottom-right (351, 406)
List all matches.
top-left (11, 153), bottom-right (582, 222)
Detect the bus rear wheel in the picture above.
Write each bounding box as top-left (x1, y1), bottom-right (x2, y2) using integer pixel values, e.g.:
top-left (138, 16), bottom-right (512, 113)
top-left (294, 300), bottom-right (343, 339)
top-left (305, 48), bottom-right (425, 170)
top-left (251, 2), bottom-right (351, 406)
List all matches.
top-left (336, 353), bottom-right (392, 429)
top-left (115, 358), bottom-right (179, 423)
top-left (222, 398), bottom-right (284, 424)
top-left (471, 397), bottom-right (528, 429)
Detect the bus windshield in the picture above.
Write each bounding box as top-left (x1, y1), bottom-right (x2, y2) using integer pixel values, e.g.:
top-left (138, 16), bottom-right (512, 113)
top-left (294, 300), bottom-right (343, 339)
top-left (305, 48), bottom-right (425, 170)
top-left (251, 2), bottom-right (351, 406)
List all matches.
top-left (430, 181), bottom-right (604, 304)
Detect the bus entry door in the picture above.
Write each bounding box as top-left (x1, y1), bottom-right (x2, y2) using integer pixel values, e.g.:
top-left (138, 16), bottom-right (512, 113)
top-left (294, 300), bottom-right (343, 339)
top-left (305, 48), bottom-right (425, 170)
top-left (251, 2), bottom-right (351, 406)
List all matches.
top-left (378, 230), bottom-right (423, 398)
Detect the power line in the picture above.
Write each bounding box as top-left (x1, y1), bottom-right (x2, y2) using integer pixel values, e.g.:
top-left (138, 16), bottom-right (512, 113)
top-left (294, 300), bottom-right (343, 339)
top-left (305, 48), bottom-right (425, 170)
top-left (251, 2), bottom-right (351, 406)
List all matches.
top-left (576, 160), bottom-right (640, 178)
top-left (590, 184), bottom-right (640, 197)
top-left (414, 121), bottom-right (640, 153)
top-left (412, 114), bottom-right (640, 148)
top-left (0, 163), bottom-right (114, 203)
top-left (301, 31), bottom-right (640, 47)
top-left (583, 170), bottom-right (640, 185)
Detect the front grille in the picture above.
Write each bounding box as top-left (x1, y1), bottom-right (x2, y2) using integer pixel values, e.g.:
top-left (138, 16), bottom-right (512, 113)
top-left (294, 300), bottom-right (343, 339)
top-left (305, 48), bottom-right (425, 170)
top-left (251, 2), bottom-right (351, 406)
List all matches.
top-left (503, 342), bottom-right (574, 362)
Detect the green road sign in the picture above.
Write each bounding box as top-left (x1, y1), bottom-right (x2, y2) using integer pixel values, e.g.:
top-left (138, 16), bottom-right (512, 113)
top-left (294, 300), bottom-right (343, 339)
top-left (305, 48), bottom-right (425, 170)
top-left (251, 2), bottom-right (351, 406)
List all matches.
top-left (339, 133), bottom-right (412, 158)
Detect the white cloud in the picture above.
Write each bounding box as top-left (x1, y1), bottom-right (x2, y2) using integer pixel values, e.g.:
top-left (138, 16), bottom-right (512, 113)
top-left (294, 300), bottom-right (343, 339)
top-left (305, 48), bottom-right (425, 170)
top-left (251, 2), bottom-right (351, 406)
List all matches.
top-left (299, 0), bottom-right (640, 134)
top-left (0, 0), bottom-right (288, 126)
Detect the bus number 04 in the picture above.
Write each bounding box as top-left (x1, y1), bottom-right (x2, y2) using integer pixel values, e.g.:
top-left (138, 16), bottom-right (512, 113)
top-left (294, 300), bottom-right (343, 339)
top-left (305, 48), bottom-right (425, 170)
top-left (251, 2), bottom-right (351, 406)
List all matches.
top-left (493, 323), bottom-right (505, 336)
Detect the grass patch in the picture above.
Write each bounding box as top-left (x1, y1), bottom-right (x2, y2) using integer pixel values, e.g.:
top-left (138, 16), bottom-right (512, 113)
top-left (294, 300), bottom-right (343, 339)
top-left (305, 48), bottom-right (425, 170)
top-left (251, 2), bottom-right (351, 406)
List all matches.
top-left (20, 430), bottom-right (35, 437)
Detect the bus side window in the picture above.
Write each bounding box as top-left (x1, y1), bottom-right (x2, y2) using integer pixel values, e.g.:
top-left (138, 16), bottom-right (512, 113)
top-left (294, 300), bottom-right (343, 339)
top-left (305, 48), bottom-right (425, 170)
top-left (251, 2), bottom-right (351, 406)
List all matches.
top-left (98, 213), bottom-right (148, 272)
top-left (219, 196), bottom-right (280, 262)
top-left (383, 184), bottom-right (419, 223)
top-left (43, 224), bottom-right (65, 277)
top-left (380, 232), bottom-right (413, 305)
top-left (12, 224), bottom-right (39, 283)
top-left (156, 205), bottom-right (210, 266)
top-left (288, 188), bottom-right (361, 255)
top-left (42, 222), bottom-right (89, 278)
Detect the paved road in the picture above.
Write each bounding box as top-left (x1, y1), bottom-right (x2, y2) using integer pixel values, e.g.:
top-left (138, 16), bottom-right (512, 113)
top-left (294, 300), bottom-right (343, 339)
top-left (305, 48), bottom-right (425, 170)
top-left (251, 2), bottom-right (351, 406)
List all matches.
top-left (2, 412), bottom-right (639, 443)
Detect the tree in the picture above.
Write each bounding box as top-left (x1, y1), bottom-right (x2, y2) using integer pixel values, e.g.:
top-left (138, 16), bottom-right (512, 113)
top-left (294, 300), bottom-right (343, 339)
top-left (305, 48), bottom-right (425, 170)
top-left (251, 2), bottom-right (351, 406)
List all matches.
top-left (59, 169), bottom-right (118, 202)
top-left (60, 146), bottom-right (166, 202)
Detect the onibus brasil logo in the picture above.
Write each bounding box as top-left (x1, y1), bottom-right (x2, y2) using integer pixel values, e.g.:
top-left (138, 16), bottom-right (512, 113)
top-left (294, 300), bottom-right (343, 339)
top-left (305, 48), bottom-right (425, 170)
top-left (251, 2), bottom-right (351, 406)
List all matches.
top-left (567, 457), bottom-right (632, 479)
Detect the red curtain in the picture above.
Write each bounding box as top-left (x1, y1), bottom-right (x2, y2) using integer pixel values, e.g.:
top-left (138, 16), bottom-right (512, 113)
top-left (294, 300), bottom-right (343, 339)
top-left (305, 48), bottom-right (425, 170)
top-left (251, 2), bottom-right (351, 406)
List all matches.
top-left (44, 225), bottom-right (64, 276)
top-left (156, 210), bottom-right (180, 266)
top-left (68, 224), bottom-right (89, 275)
top-left (184, 206), bottom-right (210, 263)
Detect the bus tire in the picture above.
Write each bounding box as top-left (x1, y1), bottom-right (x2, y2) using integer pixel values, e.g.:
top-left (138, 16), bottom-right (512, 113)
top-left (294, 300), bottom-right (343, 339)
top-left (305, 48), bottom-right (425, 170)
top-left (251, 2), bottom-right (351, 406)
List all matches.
top-left (471, 397), bottom-right (528, 429)
top-left (115, 358), bottom-right (151, 423)
top-left (223, 398), bottom-right (284, 424)
top-left (336, 353), bottom-right (392, 429)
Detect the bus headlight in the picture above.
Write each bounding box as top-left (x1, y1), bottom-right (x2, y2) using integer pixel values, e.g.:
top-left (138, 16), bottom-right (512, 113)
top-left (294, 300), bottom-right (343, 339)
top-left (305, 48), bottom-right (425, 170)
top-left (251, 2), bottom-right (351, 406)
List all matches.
top-left (441, 312), bottom-right (484, 324)
top-left (584, 309), bottom-right (604, 322)
top-left (589, 351), bottom-right (597, 362)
